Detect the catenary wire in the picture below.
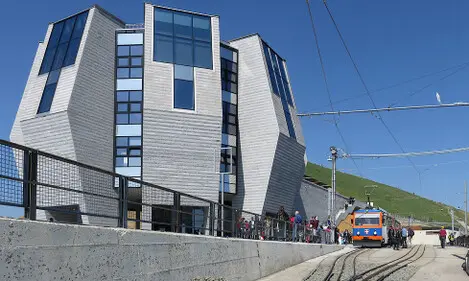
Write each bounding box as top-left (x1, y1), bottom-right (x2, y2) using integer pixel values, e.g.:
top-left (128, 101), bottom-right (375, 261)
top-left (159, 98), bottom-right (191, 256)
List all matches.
top-left (305, 0), bottom-right (363, 176)
top-left (344, 146), bottom-right (469, 159)
top-left (310, 61), bottom-right (469, 111)
top-left (321, 0), bottom-right (420, 174)
top-left (389, 64), bottom-right (469, 107)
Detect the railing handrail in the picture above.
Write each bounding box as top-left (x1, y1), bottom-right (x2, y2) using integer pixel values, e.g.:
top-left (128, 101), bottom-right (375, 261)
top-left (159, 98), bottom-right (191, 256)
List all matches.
top-left (0, 139), bottom-right (297, 226)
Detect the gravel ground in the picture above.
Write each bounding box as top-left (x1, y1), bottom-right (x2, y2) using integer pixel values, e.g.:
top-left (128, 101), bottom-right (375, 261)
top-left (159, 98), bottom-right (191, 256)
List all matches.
top-left (302, 245), bottom-right (469, 281)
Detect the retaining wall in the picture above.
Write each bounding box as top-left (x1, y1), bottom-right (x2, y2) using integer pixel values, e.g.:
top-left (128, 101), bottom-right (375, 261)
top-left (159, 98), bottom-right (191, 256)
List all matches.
top-left (0, 218), bottom-right (342, 281)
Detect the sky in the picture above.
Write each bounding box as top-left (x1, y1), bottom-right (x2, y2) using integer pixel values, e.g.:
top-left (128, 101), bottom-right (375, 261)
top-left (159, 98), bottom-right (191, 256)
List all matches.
top-left (0, 0), bottom-right (468, 217)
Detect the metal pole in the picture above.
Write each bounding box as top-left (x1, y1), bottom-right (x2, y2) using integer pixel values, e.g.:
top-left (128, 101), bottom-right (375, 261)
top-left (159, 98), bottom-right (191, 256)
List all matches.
top-left (465, 180), bottom-right (467, 234)
top-left (330, 146), bottom-right (337, 223)
top-left (221, 173), bottom-right (224, 237)
top-left (297, 102), bottom-right (469, 117)
top-left (451, 209), bottom-right (454, 233)
top-left (327, 187), bottom-right (331, 218)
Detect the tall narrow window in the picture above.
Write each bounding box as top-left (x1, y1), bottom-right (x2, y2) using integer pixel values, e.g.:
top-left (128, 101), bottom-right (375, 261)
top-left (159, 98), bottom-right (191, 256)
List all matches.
top-left (262, 41), bottom-right (296, 139)
top-left (114, 30), bottom-right (144, 185)
top-left (174, 65), bottom-right (194, 110)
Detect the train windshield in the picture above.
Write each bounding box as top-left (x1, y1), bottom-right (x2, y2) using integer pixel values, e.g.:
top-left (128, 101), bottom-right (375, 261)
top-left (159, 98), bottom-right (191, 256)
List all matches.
top-left (354, 213), bottom-right (380, 226)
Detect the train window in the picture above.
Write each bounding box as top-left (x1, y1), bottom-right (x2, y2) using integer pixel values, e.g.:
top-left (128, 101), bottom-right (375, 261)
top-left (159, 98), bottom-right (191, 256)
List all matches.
top-left (355, 217), bottom-right (380, 225)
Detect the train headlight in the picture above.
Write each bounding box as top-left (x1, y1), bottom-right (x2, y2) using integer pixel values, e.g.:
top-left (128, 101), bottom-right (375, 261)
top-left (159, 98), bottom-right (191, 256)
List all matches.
top-left (357, 231), bottom-right (360, 236)
top-left (373, 231), bottom-right (377, 236)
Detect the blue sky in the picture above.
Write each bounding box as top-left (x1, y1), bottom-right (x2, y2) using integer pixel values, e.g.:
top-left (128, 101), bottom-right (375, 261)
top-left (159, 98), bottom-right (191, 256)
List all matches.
top-left (0, 0), bottom-right (468, 217)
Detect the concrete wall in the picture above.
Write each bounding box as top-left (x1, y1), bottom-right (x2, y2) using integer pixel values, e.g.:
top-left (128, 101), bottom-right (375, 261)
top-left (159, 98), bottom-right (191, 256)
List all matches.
top-left (294, 180), bottom-right (367, 223)
top-left (0, 218), bottom-right (342, 281)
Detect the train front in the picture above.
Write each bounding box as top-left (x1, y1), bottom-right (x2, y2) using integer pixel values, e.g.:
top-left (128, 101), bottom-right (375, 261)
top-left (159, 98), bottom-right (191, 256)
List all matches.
top-left (352, 209), bottom-right (384, 247)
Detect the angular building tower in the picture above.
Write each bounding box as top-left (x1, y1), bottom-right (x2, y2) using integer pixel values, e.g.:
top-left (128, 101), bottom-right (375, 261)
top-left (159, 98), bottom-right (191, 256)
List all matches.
top-left (229, 35), bottom-right (306, 215)
top-left (10, 4), bottom-right (305, 227)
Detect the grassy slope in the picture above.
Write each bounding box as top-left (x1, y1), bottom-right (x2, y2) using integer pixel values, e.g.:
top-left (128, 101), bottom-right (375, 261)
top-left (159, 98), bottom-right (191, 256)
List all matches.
top-left (305, 162), bottom-right (465, 223)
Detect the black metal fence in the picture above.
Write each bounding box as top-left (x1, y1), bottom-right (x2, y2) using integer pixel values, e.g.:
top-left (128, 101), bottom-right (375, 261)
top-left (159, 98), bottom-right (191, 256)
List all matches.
top-left (0, 139), bottom-right (319, 242)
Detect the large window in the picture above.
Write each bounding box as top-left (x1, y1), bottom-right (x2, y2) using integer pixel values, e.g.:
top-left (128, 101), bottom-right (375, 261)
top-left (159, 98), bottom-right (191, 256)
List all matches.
top-left (154, 8), bottom-right (212, 69)
top-left (37, 11), bottom-right (88, 114)
top-left (39, 11), bottom-right (88, 75)
top-left (262, 41), bottom-right (296, 139)
top-left (174, 65), bottom-right (194, 110)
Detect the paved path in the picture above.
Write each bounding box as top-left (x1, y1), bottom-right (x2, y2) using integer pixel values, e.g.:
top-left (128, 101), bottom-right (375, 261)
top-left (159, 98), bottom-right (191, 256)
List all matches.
top-left (256, 245), bottom-right (469, 281)
top-left (256, 246), bottom-right (354, 281)
top-left (409, 246), bottom-right (468, 281)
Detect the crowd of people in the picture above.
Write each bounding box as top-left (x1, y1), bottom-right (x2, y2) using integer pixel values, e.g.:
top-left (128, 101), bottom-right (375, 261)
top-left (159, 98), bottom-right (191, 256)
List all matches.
top-left (233, 207), bottom-right (351, 244)
top-left (387, 226), bottom-right (415, 250)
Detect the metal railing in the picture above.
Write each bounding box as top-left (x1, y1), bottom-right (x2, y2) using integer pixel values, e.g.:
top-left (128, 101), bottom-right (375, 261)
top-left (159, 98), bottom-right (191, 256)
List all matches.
top-left (0, 139), bottom-right (324, 242)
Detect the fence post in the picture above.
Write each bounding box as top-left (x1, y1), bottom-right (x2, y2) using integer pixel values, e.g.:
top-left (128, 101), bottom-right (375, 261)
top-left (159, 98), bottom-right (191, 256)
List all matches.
top-left (209, 202), bottom-right (215, 236)
top-left (118, 176), bottom-right (128, 228)
top-left (23, 150), bottom-right (37, 220)
top-left (172, 192), bottom-right (181, 233)
top-left (231, 208), bottom-right (235, 238)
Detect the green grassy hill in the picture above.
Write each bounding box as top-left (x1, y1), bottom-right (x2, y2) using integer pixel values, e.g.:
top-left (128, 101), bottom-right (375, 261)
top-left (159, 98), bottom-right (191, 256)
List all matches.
top-left (305, 162), bottom-right (465, 223)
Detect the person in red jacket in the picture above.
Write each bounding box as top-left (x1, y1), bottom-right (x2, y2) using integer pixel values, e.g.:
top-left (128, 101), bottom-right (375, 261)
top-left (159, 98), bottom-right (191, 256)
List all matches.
top-left (439, 226), bottom-right (447, 248)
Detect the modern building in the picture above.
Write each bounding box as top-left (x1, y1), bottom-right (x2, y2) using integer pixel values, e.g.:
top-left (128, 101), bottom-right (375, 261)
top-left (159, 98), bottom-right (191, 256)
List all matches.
top-left (10, 4), bottom-right (306, 228)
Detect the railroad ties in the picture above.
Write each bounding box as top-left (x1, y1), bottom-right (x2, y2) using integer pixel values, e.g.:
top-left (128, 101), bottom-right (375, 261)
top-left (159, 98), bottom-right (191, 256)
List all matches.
top-left (304, 246), bottom-right (427, 281)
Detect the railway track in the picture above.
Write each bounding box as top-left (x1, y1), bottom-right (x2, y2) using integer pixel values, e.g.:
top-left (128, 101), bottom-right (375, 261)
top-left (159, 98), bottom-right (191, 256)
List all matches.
top-left (304, 248), bottom-right (371, 281)
top-left (348, 245), bottom-right (426, 281)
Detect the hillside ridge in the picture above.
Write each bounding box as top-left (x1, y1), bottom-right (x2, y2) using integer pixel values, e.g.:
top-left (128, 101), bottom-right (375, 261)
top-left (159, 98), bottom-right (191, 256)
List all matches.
top-left (305, 162), bottom-right (465, 223)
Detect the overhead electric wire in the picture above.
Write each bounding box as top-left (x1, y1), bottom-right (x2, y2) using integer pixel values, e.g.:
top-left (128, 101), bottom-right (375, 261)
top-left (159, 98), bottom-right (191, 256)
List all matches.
top-left (340, 159), bottom-right (469, 172)
top-left (310, 61), bottom-right (469, 110)
top-left (297, 102), bottom-right (469, 116)
top-left (321, 0), bottom-right (420, 174)
top-left (305, 0), bottom-right (363, 176)
top-left (344, 146), bottom-right (469, 159)
top-left (389, 64), bottom-right (469, 107)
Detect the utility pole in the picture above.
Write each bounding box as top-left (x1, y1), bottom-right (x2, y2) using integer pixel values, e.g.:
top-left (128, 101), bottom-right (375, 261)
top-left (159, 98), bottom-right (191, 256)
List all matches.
top-left (465, 180), bottom-right (467, 234)
top-left (330, 146), bottom-right (338, 223)
top-left (451, 209), bottom-right (454, 233)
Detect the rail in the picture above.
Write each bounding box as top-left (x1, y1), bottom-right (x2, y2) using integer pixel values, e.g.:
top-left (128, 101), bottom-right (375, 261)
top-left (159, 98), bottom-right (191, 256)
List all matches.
top-left (0, 139), bottom-right (325, 242)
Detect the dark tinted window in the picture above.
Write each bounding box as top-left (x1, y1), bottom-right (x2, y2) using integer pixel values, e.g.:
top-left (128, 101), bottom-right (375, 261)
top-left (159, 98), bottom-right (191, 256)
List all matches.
top-left (131, 45), bottom-right (143, 56)
top-left (154, 8), bottom-right (212, 69)
top-left (117, 91), bottom-right (129, 102)
top-left (39, 47), bottom-right (57, 74)
top-left (51, 43), bottom-right (68, 71)
top-left (118, 58), bottom-right (129, 67)
top-left (174, 13), bottom-right (192, 39)
top-left (118, 46), bottom-right (130, 57)
top-left (63, 38), bottom-right (81, 67)
top-left (59, 17), bottom-right (76, 44)
top-left (129, 91), bottom-right (142, 102)
top-left (194, 41), bottom-right (212, 69)
top-left (174, 79), bottom-right (194, 110)
top-left (37, 83), bottom-right (58, 114)
top-left (154, 35), bottom-right (173, 63)
top-left (71, 12), bottom-right (88, 39)
top-left (47, 21), bottom-right (64, 48)
top-left (39, 11), bottom-right (88, 75)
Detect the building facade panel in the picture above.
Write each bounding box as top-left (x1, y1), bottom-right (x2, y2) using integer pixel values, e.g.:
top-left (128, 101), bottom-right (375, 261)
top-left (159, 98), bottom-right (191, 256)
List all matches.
top-left (142, 109), bottom-right (221, 203)
top-left (228, 35), bottom-right (279, 214)
top-left (263, 134), bottom-right (305, 215)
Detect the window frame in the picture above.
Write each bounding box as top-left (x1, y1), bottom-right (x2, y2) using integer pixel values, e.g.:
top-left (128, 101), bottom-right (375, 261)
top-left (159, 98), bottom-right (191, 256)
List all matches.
top-left (153, 7), bottom-right (213, 69)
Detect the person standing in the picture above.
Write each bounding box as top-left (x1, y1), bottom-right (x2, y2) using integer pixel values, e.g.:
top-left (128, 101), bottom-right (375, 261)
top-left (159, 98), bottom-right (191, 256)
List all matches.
top-left (292, 211), bottom-right (302, 242)
top-left (439, 226), bottom-right (447, 248)
top-left (408, 227), bottom-right (414, 246)
top-left (401, 226), bottom-right (408, 248)
top-left (393, 228), bottom-right (401, 250)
